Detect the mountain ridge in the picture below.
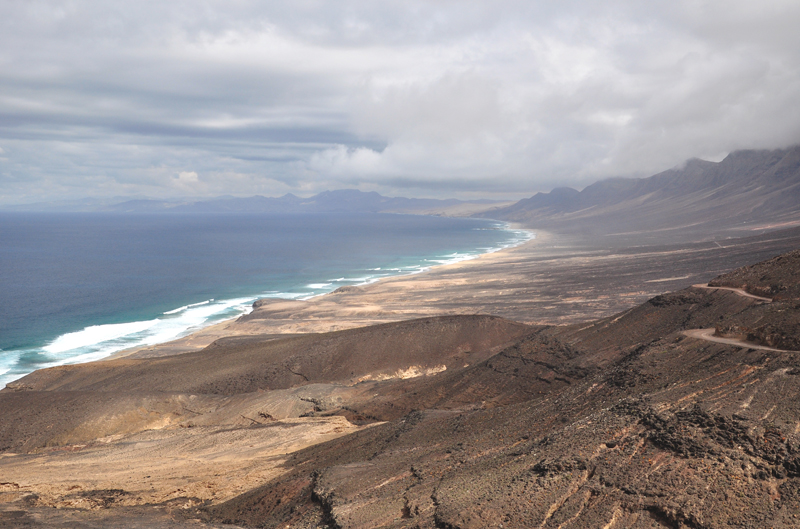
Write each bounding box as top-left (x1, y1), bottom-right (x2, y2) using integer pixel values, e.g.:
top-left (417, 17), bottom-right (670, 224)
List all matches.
top-left (3, 244), bottom-right (800, 527)
top-left (2, 189), bottom-right (504, 216)
top-left (7, 145), bottom-right (800, 241)
top-left (482, 145), bottom-right (800, 242)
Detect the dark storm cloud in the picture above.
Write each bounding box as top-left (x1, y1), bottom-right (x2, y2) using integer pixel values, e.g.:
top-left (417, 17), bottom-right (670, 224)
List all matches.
top-left (1, 0), bottom-right (799, 204)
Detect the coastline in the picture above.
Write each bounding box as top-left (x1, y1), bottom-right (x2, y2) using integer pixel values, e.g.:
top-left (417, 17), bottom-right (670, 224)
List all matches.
top-left (108, 223), bottom-right (540, 360)
top-left (0, 216), bottom-right (530, 386)
top-left (14, 217), bottom-right (799, 371)
top-left (107, 223), bottom-right (800, 362)
top-left (4, 225), bottom-right (800, 526)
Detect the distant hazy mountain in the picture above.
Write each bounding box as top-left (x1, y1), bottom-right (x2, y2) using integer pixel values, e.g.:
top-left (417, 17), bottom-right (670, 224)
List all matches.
top-left (483, 145), bottom-right (800, 242)
top-left (5, 190), bottom-right (504, 216)
top-left (109, 194), bottom-right (305, 214)
top-left (111, 190), bottom-right (502, 215)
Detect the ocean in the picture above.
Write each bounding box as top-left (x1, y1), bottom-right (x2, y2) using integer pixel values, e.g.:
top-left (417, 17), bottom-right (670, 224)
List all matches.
top-left (0, 211), bottom-right (531, 387)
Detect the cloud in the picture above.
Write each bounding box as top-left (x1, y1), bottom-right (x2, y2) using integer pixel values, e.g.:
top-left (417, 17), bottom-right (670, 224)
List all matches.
top-left (176, 171), bottom-right (198, 183)
top-left (1, 0), bottom-right (799, 204)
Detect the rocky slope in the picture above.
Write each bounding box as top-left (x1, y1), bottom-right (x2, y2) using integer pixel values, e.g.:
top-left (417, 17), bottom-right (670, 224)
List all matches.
top-left (2, 249), bottom-right (800, 528)
top-left (483, 146), bottom-right (800, 242)
top-left (206, 253), bottom-right (800, 528)
top-left (709, 248), bottom-right (800, 301)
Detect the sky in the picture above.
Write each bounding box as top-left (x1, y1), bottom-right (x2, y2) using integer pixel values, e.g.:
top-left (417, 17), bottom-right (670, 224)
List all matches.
top-left (1, 1), bottom-right (800, 205)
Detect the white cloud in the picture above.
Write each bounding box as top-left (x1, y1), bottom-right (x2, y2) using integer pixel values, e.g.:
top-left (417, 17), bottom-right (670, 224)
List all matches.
top-left (1, 0), bottom-right (799, 203)
top-left (176, 171), bottom-right (199, 183)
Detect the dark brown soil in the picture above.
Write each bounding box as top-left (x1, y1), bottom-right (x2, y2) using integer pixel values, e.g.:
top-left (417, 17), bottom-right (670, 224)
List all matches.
top-left (205, 250), bottom-right (800, 528)
top-left (3, 238), bottom-right (800, 528)
top-left (5, 315), bottom-right (531, 396)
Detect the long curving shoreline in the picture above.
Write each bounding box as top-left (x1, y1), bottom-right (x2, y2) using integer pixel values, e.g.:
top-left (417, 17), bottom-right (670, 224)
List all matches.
top-left (0, 216), bottom-right (530, 386)
top-left (108, 224), bottom-right (800, 362)
top-left (108, 225), bottom-right (541, 360)
top-left (4, 226), bottom-right (800, 527)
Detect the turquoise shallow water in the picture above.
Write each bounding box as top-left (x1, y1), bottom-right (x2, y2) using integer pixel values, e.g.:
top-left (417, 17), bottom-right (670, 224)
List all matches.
top-left (0, 212), bottom-right (532, 386)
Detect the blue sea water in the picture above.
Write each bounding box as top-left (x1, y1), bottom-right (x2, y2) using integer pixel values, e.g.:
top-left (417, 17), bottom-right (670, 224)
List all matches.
top-left (0, 212), bottom-right (531, 387)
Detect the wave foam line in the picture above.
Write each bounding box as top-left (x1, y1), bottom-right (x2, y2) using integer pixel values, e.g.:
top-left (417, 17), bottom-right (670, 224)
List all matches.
top-left (3, 221), bottom-right (537, 388)
top-left (313, 223), bottom-right (532, 295)
top-left (44, 319), bottom-right (160, 354)
top-left (163, 299), bottom-right (214, 315)
top-left (260, 292), bottom-right (307, 299)
top-left (0, 297), bottom-right (258, 387)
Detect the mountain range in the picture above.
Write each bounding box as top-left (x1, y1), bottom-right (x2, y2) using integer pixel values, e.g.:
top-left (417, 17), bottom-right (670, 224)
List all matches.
top-left (3, 145), bottom-right (800, 527)
top-left (7, 145), bottom-right (800, 245)
top-left (484, 145), bottom-right (800, 242)
top-left (4, 189), bottom-right (505, 217)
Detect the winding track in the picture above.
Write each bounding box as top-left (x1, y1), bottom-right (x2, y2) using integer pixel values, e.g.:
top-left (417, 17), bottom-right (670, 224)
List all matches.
top-left (691, 283), bottom-right (773, 303)
top-left (681, 328), bottom-right (797, 353)
top-left (682, 284), bottom-right (798, 352)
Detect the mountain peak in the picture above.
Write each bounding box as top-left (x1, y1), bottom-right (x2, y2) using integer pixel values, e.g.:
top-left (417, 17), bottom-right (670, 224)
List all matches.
top-left (483, 145), bottom-right (800, 242)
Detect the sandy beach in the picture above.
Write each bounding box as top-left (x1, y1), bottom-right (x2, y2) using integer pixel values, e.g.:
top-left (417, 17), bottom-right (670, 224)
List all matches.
top-left (112, 226), bottom-right (800, 361)
top-left (3, 226), bottom-right (800, 527)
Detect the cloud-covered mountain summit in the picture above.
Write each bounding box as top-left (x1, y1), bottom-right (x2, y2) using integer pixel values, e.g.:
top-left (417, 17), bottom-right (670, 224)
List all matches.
top-left (486, 145), bottom-right (800, 241)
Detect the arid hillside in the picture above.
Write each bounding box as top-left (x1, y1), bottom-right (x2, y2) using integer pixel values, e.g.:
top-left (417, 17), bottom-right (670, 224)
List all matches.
top-left (483, 145), bottom-right (800, 243)
top-left (206, 254), bottom-right (800, 528)
top-left (2, 247), bottom-right (800, 528)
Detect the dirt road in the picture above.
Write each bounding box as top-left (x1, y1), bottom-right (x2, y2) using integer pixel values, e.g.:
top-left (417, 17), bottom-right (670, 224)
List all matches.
top-left (681, 328), bottom-right (797, 353)
top-left (692, 283), bottom-right (773, 302)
